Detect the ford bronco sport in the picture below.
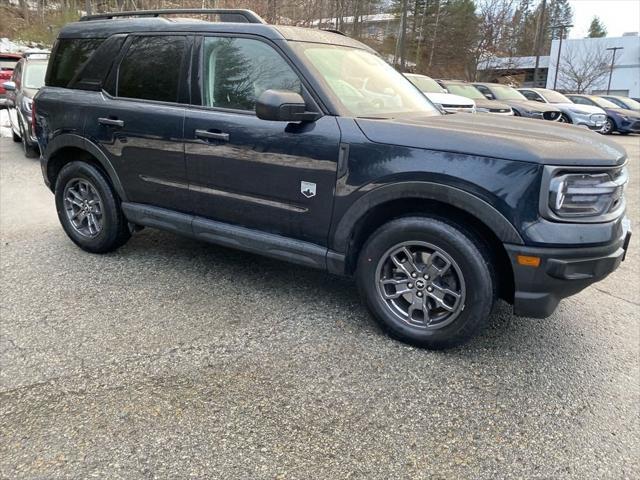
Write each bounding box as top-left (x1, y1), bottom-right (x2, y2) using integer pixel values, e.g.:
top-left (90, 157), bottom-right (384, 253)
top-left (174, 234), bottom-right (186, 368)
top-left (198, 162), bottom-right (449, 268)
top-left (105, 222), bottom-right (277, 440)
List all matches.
top-left (34, 9), bottom-right (631, 349)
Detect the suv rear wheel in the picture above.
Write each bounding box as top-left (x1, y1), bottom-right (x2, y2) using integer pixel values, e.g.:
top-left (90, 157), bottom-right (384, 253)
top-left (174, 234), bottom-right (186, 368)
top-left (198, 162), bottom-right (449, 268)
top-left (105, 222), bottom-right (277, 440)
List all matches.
top-left (55, 161), bottom-right (131, 253)
top-left (356, 216), bottom-right (495, 349)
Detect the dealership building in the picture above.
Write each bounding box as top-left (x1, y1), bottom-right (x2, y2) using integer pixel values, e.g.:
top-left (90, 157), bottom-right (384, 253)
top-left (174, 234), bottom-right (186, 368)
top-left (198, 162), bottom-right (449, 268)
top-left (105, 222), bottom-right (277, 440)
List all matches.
top-left (480, 33), bottom-right (640, 97)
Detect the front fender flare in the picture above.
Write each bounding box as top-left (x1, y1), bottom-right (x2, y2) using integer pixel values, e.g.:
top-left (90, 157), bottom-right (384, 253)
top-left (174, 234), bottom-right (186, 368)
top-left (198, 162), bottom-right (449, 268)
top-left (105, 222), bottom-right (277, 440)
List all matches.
top-left (44, 133), bottom-right (128, 201)
top-left (331, 181), bottom-right (524, 253)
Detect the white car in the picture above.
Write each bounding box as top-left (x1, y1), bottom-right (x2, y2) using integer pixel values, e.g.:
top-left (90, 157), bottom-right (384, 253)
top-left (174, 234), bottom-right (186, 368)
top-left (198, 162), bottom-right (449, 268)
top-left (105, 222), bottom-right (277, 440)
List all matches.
top-left (404, 73), bottom-right (476, 113)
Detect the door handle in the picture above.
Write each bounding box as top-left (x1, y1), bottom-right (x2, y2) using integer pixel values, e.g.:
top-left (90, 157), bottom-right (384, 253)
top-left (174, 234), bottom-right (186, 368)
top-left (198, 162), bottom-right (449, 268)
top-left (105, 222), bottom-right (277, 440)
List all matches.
top-left (195, 129), bottom-right (229, 142)
top-left (98, 117), bottom-right (124, 128)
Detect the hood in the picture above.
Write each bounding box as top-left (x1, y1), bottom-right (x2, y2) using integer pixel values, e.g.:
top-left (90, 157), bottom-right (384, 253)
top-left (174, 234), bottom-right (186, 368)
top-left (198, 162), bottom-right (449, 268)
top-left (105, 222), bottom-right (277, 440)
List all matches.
top-left (552, 103), bottom-right (605, 115)
top-left (473, 98), bottom-right (511, 112)
top-left (607, 107), bottom-right (640, 118)
top-left (501, 99), bottom-right (560, 113)
top-left (423, 92), bottom-right (475, 107)
top-left (354, 112), bottom-right (626, 166)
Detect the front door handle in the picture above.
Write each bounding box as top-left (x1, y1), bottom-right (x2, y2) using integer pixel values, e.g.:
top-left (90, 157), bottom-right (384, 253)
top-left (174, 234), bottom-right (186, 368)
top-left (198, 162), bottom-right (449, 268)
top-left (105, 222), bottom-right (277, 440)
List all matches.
top-left (195, 129), bottom-right (229, 142)
top-left (98, 117), bottom-right (124, 128)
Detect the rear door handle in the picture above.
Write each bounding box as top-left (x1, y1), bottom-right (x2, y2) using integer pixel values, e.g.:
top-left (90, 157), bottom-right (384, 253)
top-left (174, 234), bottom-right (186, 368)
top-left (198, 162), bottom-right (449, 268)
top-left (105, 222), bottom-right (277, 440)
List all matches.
top-left (98, 117), bottom-right (124, 128)
top-left (195, 129), bottom-right (229, 142)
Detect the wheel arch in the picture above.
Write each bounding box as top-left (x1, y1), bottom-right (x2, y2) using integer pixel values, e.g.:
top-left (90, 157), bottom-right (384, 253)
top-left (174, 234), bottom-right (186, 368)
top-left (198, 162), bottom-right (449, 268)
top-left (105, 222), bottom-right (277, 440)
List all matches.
top-left (44, 134), bottom-right (128, 201)
top-left (332, 182), bottom-right (522, 301)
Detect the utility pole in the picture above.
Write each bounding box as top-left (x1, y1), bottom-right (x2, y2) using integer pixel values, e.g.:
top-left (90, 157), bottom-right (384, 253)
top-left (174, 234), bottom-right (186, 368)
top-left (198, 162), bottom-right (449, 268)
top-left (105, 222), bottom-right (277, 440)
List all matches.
top-left (551, 23), bottom-right (573, 90)
top-left (605, 46), bottom-right (624, 94)
top-left (532, 0), bottom-right (547, 87)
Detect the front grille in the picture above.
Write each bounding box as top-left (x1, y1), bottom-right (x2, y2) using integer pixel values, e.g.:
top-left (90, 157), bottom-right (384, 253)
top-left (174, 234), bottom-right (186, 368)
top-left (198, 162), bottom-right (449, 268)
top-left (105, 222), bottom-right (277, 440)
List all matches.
top-left (590, 114), bottom-right (606, 124)
top-left (631, 121), bottom-right (640, 131)
top-left (543, 111), bottom-right (561, 121)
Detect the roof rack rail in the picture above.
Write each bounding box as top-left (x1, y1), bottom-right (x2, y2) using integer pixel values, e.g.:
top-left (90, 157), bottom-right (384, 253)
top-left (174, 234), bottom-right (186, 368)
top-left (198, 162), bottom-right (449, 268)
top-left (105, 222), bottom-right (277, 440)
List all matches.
top-left (79, 8), bottom-right (266, 24)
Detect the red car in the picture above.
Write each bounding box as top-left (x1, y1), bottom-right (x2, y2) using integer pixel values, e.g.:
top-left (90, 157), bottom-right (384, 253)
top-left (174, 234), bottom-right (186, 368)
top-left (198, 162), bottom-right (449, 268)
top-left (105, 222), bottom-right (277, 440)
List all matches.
top-left (0, 53), bottom-right (21, 108)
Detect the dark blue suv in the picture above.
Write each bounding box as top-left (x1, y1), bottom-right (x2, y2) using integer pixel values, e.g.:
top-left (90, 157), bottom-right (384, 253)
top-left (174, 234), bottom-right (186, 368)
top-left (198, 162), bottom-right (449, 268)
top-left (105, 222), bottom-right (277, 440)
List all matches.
top-left (34, 9), bottom-right (631, 349)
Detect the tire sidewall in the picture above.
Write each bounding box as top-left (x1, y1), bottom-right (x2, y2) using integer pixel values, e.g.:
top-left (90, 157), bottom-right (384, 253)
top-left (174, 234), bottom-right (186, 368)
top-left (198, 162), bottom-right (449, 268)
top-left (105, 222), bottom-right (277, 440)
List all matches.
top-left (603, 118), bottom-right (614, 134)
top-left (55, 162), bottom-right (124, 253)
top-left (357, 217), bottom-right (494, 348)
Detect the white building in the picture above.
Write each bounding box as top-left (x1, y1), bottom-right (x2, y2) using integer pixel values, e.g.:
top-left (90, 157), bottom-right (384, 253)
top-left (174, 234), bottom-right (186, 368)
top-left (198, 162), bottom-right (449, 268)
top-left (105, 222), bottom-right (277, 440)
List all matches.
top-left (547, 34), bottom-right (640, 97)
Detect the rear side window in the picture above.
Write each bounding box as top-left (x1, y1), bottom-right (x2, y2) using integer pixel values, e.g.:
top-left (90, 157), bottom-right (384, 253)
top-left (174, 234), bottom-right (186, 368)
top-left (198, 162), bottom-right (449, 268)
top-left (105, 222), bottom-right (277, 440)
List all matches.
top-left (117, 35), bottom-right (187, 102)
top-left (47, 38), bottom-right (103, 87)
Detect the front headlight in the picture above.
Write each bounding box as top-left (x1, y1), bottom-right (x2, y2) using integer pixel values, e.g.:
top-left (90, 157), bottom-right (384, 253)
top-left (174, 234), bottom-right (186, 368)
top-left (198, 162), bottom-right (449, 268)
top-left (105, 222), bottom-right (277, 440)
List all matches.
top-left (547, 168), bottom-right (627, 220)
top-left (21, 97), bottom-right (33, 113)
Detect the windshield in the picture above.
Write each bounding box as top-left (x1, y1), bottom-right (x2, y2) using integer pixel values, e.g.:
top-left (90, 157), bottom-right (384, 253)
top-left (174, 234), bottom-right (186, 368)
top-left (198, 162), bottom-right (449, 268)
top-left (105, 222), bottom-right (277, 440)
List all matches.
top-left (539, 89), bottom-right (570, 103)
top-left (291, 43), bottom-right (439, 118)
top-left (405, 74), bottom-right (444, 93)
top-left (24, 63), bottom-right (47, 89)
top-left (591, 96), bottom-right (620, 109)
top-left (444, 83), bottom-right (484, 100)
top-left (488, 85), bottom-right (527, 101)
top-left (611, 97), bottom-right (640, 110)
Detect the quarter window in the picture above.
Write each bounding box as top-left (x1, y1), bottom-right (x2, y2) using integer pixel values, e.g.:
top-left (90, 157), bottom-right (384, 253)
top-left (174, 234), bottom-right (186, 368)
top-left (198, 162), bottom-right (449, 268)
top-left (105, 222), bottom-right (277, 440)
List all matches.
top-left (47, 38), bottom-right (103, 87)
top-left (117, 36), bottom-right (187, 102)
top-left (202, 37), bottom-right (301, 111)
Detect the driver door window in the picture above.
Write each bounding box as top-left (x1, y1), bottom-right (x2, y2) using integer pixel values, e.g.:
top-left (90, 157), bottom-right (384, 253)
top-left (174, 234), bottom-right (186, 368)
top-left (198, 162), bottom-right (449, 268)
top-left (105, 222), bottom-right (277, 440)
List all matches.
top-left (202, 37), bottom-right (301, 111)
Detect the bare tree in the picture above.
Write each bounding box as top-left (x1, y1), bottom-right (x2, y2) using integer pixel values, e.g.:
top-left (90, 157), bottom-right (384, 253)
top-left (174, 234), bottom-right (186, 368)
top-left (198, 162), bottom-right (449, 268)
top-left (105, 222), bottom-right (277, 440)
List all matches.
top-left (557, 43), bottom-right (612, 93)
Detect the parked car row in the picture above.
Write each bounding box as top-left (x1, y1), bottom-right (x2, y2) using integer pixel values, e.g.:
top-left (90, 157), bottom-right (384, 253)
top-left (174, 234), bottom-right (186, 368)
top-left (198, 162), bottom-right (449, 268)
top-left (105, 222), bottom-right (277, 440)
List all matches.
top-left (1, 51), bottom-right (50, 157)
top-left (402, 72), bottom-right (639, 135)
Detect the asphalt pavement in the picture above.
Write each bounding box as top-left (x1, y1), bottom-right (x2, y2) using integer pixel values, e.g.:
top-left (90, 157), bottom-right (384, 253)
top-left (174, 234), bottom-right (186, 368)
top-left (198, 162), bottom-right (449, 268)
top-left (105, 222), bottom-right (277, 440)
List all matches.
top-left (1, 134), bottom-right (638, 479)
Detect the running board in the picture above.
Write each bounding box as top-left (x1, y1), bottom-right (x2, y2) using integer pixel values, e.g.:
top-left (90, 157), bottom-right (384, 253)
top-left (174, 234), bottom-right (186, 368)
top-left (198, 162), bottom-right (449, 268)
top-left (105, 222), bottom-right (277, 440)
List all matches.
top-left (121, 202), bottom-right (334, 271)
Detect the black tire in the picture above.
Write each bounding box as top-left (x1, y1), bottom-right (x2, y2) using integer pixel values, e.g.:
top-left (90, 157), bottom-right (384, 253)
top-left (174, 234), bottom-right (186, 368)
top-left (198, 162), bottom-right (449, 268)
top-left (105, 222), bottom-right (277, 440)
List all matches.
top-left (19, 123), bottom-right (38, 158)
top-left (512, 109), bottom-right (521, 116)
top-left (55, 161), bottom-right (131, 253)
top-left (12, 129), bottom-right (21, 142)
top-left (601, 117), bottom-right (615, 135)
top-left (356, 216), bottom-right (495, 349)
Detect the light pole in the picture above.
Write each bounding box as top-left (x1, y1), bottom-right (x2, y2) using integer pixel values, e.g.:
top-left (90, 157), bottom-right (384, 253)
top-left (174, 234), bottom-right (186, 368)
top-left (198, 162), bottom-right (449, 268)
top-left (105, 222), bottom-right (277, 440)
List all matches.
top-left (551, 23), bottom-right (573, 90)
top-left (606, 46), bottom-right (624, 94)
top-left (532, 0), bottom-right (547, 87)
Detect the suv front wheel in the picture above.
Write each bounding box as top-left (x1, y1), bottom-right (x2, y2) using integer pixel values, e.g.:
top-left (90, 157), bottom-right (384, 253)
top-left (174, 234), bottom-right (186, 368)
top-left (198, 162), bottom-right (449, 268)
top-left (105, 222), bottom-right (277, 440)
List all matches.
top-left (55, 161), bottom-right (131, 253)
top-left (357, 216), bottom-right (495, 349)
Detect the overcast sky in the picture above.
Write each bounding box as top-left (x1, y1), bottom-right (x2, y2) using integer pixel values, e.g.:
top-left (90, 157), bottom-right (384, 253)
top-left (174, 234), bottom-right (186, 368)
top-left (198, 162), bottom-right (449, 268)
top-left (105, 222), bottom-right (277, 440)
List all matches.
top-left (567, 0), bottom-right (640, 38)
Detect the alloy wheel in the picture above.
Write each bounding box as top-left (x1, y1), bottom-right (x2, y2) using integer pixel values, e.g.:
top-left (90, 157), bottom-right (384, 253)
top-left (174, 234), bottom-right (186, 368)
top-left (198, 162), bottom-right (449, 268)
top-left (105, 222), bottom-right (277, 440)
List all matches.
top-left (375, 241), bottom-right (466, 330)
top-left (63, 178), bottom-right (104, 238)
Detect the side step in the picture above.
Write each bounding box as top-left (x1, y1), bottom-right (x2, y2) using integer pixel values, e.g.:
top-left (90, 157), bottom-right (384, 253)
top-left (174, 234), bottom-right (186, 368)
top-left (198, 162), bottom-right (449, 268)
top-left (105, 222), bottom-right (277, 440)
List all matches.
top-left (121, 202), bottom-right (331, 271)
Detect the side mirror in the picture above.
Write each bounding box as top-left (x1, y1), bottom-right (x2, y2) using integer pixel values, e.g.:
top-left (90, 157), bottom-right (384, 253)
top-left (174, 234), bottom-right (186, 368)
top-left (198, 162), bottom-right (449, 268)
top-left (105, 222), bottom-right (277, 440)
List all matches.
top-left (484, 93), bottom-right (494, 100)
top-left (2, 81), bottom-right (16, 91)
top-left (256, 90), bottom-right (320, 122)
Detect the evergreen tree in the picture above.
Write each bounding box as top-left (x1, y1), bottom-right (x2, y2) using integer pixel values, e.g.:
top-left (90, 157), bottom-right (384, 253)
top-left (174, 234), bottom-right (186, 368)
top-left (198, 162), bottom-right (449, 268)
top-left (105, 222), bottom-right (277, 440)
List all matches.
top-left (587, 16), bottom-right (607, 38)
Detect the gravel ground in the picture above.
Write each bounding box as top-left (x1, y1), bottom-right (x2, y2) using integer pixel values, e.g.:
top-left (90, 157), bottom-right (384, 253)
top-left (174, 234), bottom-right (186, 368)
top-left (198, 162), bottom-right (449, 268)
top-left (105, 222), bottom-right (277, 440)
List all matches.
top-left (1, 134), bottom-right (638, 479)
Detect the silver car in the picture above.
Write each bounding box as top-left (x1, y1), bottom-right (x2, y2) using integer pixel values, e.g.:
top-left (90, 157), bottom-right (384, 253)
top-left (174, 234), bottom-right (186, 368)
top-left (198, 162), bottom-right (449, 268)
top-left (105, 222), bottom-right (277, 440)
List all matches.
top-left (518, 88), bottom-right (606, 131)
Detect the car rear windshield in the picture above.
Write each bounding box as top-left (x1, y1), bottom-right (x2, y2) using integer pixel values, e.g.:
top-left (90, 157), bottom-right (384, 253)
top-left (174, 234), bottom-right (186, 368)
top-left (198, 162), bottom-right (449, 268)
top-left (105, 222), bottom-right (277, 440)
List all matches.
top-left (24, 63), bottom-right (47, 89)
top-left (47, 38), bottom-right (103, 87)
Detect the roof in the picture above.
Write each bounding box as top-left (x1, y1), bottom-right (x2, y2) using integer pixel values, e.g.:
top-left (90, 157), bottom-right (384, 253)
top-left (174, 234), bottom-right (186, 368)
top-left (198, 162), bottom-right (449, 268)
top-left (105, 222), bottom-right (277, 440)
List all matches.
top-left (57, 17), bottom-right (373, 51)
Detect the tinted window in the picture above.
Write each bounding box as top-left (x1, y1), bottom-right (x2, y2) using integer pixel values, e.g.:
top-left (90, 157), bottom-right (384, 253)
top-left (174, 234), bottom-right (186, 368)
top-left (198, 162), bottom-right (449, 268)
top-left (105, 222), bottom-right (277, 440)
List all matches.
top-left (71, 35), bottom-right (125, 91)
top-left (202, 37), bottom-right (301, 111)
top-left (117, 35), bottom-right (186, 102)
top-left (47, 38), bottom-right (103, 87)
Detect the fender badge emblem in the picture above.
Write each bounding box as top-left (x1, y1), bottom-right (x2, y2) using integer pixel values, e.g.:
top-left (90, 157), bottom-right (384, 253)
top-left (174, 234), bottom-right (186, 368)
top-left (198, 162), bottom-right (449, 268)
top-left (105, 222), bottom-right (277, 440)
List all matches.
top-left (301, 181), bottom-right (316, 198)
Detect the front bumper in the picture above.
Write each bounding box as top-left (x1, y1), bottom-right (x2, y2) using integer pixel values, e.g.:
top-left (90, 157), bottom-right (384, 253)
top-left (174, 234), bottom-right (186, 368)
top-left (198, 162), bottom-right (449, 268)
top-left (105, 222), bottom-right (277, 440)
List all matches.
top-left (505, 218), bottom-right (631, 318)
top-left (618, 118), bottom-right (640, 134)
